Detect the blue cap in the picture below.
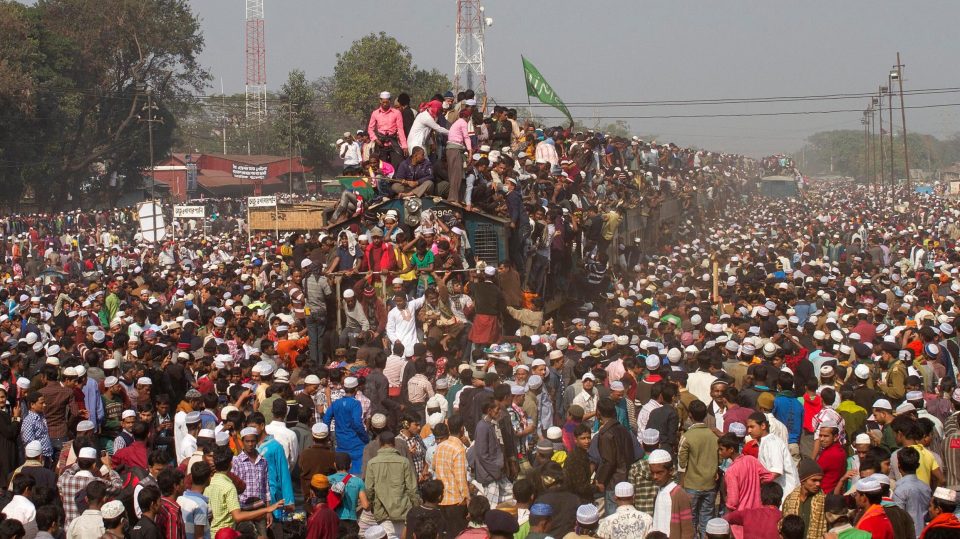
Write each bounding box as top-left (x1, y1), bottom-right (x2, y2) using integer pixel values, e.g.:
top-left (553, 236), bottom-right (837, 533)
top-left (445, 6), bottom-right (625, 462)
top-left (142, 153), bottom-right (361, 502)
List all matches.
top-left (530, 503), bottom-right (553, 517)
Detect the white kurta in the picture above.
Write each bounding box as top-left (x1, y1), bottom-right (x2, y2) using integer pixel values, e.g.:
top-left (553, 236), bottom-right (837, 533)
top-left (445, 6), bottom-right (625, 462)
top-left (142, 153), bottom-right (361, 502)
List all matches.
top-left (385, 296), bottom-right (426, 357)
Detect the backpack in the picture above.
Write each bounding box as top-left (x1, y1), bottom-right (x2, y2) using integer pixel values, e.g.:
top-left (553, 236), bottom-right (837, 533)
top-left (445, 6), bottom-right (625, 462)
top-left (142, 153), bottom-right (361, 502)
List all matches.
top-left (326, 473), bottom-right (352, 510)
top-left (114, 466), bottom-right (149, 520)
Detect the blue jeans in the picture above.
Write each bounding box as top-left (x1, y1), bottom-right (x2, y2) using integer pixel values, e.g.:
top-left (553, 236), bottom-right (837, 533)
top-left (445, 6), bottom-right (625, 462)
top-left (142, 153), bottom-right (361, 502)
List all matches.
top-left (604, 488), bottom-right (617, 517)
top-left (685, 488), bottom-right (716, 539)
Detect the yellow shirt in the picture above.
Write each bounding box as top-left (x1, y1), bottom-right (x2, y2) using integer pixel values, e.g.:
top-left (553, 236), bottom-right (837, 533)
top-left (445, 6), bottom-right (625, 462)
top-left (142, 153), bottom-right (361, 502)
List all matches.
top-left (910, 443), bottom-right (939, 485)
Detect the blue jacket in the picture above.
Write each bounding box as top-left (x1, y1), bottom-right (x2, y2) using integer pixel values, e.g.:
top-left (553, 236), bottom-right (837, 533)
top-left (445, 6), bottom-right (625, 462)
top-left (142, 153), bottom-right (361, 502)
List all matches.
top-left (773, 391), bottom-right (804, 444)
top-left (323, 395), bottom-right (369, 453)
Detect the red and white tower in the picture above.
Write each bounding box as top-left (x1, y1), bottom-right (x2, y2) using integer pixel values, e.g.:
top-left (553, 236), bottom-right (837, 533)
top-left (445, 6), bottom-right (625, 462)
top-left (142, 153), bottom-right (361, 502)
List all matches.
top-left (454, 0), bottom-right (491, 99)
top-left (245, 0), bottom-right (267, 125)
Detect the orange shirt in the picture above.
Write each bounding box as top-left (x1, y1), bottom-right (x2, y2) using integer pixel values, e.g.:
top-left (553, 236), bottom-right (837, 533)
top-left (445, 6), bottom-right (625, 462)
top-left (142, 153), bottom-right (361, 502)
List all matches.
top-left (276, 337), bottom-right (309, 369)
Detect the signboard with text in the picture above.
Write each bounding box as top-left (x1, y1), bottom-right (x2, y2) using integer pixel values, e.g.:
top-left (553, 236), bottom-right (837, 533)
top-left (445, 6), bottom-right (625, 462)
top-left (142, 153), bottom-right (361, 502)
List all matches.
top-left (232, 163), bottom-right (268, 180)
top-left (173, 205), bottom-right (205, 219)
top-left (247, 195), bottom-right (277, 208)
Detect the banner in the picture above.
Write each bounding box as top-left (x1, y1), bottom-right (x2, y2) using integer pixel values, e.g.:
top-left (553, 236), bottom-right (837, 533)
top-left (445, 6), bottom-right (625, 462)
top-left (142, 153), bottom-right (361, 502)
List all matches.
top-left (248, 195), bottom-right (277, 208)
top-left (521, 56), bottom-right (573, 126)
top-left (173, 205), bottom-right (205, 219)
top-left (232, 163), bottom-right (268, 180)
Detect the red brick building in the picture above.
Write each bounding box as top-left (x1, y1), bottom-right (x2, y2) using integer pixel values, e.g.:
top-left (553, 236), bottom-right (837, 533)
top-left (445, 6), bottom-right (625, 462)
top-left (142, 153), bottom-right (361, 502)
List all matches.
top-left (151, 153), bottom-right (311, 201)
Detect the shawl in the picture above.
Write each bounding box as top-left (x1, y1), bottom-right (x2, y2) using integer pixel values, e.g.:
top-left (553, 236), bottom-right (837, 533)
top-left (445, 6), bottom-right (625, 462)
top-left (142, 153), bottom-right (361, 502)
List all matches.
top-left (782, 488), bottom-right (827, 539)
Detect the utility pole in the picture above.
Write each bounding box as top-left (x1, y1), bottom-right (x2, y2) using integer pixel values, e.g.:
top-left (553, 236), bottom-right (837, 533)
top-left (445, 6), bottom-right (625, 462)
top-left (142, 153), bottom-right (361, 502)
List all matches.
top-left (877, 91), bottom-right (886, 198)
top-left (869, 104), bottom-right (877, 204)
top-left (886, 84), bottom-right (895, 188)
top-left (288, 102), bottom-right (294, 194)
top-left (894, 52), bottom-right (910, 192)
top-left (862, 112), bottom-right (869, 190)
top-left (139, 87), bottom-right (163, 239)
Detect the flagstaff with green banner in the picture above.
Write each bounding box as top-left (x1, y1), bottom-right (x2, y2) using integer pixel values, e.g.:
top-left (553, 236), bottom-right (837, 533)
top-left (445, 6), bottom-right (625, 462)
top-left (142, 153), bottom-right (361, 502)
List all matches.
top-left (521, 55), bottom-right (573, 127)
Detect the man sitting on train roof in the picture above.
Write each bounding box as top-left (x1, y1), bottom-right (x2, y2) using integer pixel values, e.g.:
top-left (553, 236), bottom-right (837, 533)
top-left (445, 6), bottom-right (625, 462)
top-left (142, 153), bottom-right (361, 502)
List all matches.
top-left (386, 146), bottom-right (449, 199)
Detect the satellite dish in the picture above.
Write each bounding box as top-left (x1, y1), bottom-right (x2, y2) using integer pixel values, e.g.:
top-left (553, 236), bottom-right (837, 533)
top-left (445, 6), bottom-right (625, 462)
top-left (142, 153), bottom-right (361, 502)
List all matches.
top-left (138, 201), bottom-right (167, 243)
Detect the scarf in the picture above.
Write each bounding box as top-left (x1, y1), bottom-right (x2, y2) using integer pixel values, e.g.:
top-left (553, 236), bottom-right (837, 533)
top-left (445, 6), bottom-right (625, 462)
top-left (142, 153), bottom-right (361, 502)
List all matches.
top-left (652, 481), bottom-right (676, 534)
top-left (920, 513), bottom-right (960, 539)
top-left (782, 489), bottom-right (827, 539)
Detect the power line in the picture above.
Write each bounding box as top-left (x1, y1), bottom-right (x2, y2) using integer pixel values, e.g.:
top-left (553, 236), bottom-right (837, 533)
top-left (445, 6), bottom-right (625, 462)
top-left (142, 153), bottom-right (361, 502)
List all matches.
top-left (529, 101), bottom-right (960, 121)
top-left (499, 87), bottom-right (960, 107)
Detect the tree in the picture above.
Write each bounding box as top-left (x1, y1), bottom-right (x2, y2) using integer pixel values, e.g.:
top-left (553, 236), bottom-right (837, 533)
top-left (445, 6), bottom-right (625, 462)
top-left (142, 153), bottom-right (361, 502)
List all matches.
top-left (0, 0), bottom-right (209, 207)
top-left (330, 32), bottom-right (452, 127)
top-left (274, 69), bottom-right (335, 178)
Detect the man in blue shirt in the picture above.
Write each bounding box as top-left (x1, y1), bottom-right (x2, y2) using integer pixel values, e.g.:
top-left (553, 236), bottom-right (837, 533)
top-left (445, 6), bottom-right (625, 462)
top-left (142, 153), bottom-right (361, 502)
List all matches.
top-left (773, 371), bottom-right (804, 460)
top-left (323, 377), bottom-right (369, 474)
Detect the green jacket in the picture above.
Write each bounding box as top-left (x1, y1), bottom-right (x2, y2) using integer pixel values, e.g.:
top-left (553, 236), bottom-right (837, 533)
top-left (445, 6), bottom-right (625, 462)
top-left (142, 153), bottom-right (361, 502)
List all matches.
top-left (366, 446), bottom-right (420, 521)
top-left (678, 423), bottom-right (718, 491)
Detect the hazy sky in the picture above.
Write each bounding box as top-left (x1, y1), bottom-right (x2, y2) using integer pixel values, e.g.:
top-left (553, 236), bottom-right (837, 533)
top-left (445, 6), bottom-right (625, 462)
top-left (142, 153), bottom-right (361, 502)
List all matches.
top-left (128, 2), bottom-right (960, 155)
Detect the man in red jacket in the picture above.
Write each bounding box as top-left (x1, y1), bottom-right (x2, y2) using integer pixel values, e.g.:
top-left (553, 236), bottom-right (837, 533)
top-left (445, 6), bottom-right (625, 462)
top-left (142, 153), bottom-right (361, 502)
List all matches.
top-left (920, 487), bottom-right (960, 539)
top-left (854, 478), bottom-right (894, 539)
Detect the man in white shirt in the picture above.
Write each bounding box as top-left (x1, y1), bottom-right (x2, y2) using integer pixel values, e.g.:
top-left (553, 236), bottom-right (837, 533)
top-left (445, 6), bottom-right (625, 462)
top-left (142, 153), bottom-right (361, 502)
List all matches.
top-left (747, 411), bottom-right (799, 495)
top-left (339, 132), bottom-right (362, 171)
top-left (264, 399), bottom-right (300, 468)
top-left (571, 372), bottom-right (599, 423)
top-left (176, 411), bottom-right (201, 465)
top-left (686, 356), bottom-right (718, 404)
top-left (385, 292), bottom-right (426, 357)
top-left (4, 473), bottom-right (37, 537)
top-left (66, 476), bottom-right (106, 539)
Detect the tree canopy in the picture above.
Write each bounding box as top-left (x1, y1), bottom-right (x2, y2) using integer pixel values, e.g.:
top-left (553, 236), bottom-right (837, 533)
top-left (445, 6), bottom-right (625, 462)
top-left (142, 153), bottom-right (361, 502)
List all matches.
top-left (330, 32), bottom-right (452, 128)
top-left (0, 0), bottom-right (209, 207)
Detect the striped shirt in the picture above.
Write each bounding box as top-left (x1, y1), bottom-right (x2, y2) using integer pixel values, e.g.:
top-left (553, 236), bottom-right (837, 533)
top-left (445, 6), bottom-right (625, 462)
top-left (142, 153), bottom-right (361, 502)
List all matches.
top-left (204, 472), bottom-right (240, 536)
top-left (230, 451), bottom-right (269, 505)
top-left (433, 437), bottom-right (468, 505)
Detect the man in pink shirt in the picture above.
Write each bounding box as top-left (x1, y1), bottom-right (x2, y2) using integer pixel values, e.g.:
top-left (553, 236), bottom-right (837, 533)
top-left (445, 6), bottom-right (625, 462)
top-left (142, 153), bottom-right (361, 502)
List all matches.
top-left (445, 99), bottom-right (475, 204)
top-left (368, 91), bottom-right (407, 167)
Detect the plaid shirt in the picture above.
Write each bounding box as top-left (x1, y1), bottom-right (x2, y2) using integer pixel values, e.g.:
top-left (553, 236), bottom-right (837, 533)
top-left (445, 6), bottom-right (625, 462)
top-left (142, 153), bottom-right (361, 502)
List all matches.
top-left (231, 451), bottom-right (269, 505)
top-left (21, 411), bottom-right (53, 458)
top-left (57, 466), bottom-right (123, 526)
top-left (204, 472), bottom-right (241, 536)
top-left (156, 496), bottom-right (186, 539)
top-left (628, 457), bottom-right (659, 515)
top-left (398, 431), bottom-right (427, 480)
top-left (433, 437), bottom-right (468, 505)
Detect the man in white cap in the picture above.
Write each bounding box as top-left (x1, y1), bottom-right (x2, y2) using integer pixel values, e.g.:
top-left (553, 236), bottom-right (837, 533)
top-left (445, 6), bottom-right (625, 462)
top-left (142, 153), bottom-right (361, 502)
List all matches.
top-left (57, 446), bottom-right (123, 526)
top-left (112, 409), bottom-right (137, 454)
top-left (323, 376), bottom-right (369, 474)
top-left (177, 411), bottom-right (202, 465)
top-left (297, 422), bottom-right (336, 500)
top-left (368, 90), bottom-right (408, 167)
top-left (597, 481), bottom-right (652, 538)
top-left (340, 287), bottom-right (370, 350)
top-left (852, 478), bottom-right (894, 537)
top-left (467, 265), bottom-right (506, 348)
top-left (385, 290), bottom-right (426, 358)
top-left (922, 486), bottom-right (960, 536)
top-left (648, 449), bottom-right (694, 537)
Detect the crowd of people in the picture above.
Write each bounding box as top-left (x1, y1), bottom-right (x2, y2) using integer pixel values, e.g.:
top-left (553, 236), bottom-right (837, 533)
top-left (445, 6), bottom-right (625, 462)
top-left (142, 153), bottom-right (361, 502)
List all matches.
top-left (0, 87), bottom-right (956, 539)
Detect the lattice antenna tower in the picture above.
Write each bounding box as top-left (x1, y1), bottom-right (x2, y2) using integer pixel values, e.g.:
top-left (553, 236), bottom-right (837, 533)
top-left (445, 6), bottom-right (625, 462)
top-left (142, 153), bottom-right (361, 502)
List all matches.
top-left (454, 0), bottom-right (492, 98)
top-left (245, 0), bottom-right (267, 125)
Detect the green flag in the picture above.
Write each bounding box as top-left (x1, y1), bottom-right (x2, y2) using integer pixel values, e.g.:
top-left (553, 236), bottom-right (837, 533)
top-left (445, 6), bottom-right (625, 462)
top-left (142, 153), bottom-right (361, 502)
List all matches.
top-left (522, 56), bottom-right (573, 126)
